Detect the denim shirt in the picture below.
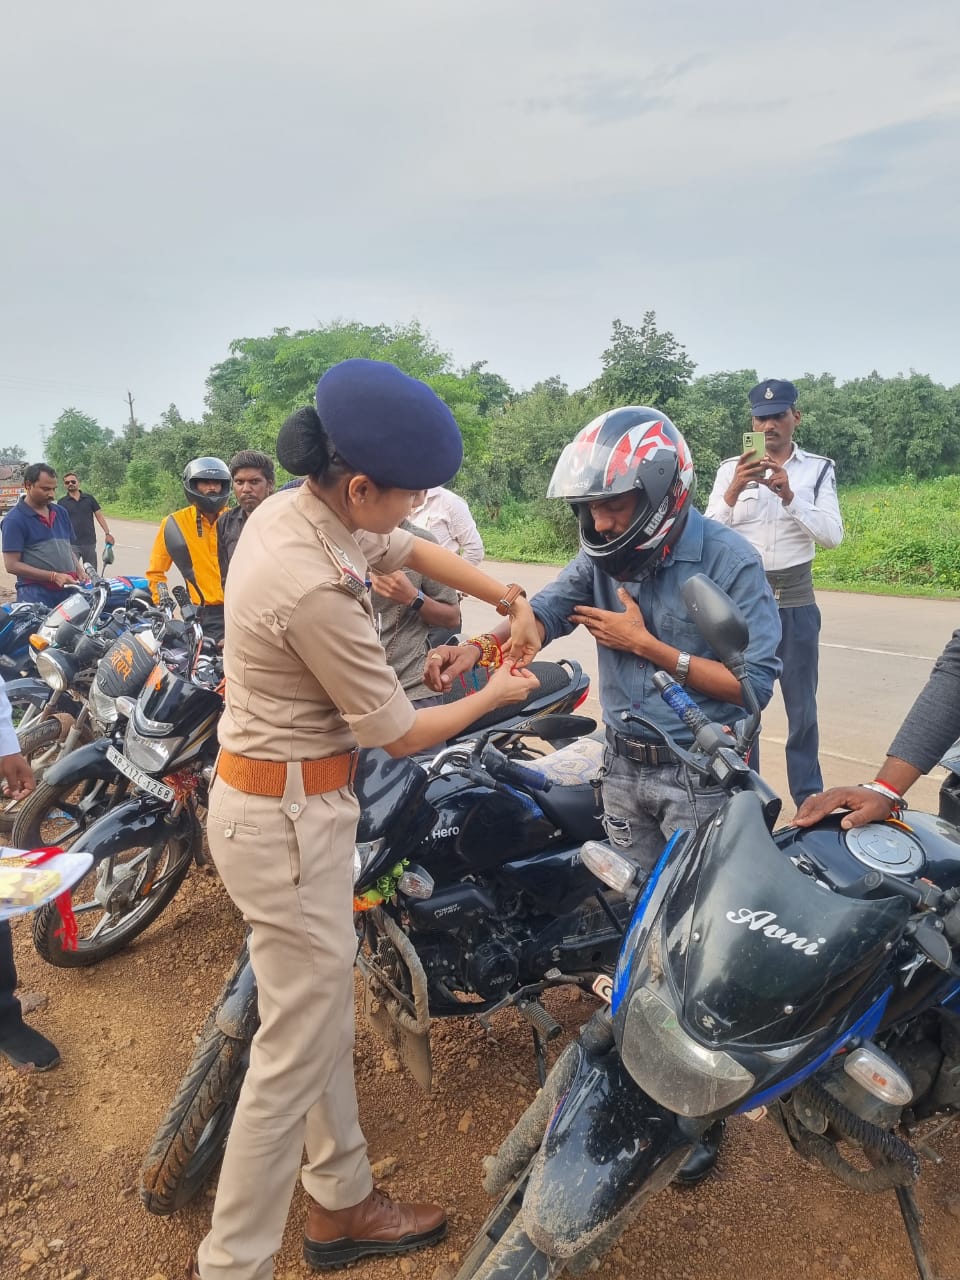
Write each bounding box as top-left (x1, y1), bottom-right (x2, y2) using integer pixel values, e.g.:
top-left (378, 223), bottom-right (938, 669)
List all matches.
top-left (530, 510), bottom-right (782, 746)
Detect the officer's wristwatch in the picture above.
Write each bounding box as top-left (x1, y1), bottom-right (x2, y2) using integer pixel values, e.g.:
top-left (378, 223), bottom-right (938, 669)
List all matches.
top-left (409, 590), bottom-right (426, 612)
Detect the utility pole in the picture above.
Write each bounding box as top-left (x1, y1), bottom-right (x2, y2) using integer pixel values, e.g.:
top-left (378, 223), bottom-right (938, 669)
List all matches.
top-left (126, 391), bottom-right (137, 432)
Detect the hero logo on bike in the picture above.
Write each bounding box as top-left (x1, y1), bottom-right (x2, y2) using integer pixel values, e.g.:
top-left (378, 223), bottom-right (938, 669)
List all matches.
top-left (725, 907), bottom-right (826, 956)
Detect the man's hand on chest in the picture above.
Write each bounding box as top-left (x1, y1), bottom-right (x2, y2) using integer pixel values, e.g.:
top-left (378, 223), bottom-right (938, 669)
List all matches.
top-left (569, 586), bottom-right (651, 656)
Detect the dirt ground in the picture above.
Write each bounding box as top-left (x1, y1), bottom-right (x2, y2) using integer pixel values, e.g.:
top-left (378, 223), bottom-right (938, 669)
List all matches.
top-left (4, 865), bottom-right (960, 1280)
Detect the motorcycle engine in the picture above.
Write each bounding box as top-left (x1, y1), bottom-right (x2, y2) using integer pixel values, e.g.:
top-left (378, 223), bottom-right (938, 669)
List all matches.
top-left (465, 939), bottom-right (521, 999)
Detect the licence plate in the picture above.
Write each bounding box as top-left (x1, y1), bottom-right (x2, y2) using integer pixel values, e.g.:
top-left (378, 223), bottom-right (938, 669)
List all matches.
top-left (106, 746), bottom-right (176, 802)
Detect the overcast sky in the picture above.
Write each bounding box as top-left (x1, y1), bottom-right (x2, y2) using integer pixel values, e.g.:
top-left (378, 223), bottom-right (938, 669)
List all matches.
top-left (2, 0), bottom-right (958, 455)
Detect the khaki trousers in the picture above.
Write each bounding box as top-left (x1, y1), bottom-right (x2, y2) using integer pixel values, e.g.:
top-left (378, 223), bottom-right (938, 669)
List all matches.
top-left (197, 775), bottom-right (373, 1280)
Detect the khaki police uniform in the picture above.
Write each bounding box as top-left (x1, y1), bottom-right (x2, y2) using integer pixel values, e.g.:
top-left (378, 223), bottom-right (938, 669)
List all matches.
top-left (197, 484), bottom-right (417, 1280)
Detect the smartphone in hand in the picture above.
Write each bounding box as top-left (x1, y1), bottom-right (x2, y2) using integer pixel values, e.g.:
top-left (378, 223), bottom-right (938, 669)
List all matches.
top-left (742, 430), bottom-right (766, 462)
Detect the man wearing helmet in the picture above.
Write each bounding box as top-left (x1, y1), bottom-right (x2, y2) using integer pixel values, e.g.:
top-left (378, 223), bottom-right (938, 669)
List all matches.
top-left (426, 407), bottom-right (781, 1181)
top-left (146, 457), bottom-right (232, 641)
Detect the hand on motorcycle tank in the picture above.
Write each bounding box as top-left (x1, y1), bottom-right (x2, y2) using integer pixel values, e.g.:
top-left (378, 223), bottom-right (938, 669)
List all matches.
top-left (793, 786), bottom-right (894, 829)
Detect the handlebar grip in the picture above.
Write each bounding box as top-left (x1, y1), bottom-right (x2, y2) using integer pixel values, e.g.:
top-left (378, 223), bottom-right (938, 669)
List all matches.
top-left (157, 582), bottom-right (172, 607)
top-left (480, 744), bottom-right (551, 792)
top-left (652, 670), bottom-right (711, 735)
top-left (499, 758), bottom-right (551, 793)
top-left (172, 585), bottom-right (190, 610)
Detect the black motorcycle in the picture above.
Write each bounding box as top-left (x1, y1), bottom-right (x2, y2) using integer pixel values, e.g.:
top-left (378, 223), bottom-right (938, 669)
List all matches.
top-left (139, 660), bottom-right (623, 1216)
top-left (455, 576), bottom-right (960, 1280)
top-left (21, 597), bottom-right (222, 968)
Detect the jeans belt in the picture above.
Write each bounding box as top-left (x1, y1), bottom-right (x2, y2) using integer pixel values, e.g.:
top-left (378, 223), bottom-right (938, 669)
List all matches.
top-left (216, 748), bottom-right (359, 797)
top-left (606, 729), bottom-right (671, 766)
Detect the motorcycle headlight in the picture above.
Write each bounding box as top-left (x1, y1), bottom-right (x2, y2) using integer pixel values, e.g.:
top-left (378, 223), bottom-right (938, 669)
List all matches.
top-left (88, 681), bottom-right (118, 727)
top-left (620, 986), bottom-right (756, 1116)
top-left (354, 838), bottom-right (385, 885)
top-left (35, 649), bottom-right (67, 694)
top-left (123, 726), bottom-right (183, 772)
top-left (619, 925), bottom-right (755, 1116)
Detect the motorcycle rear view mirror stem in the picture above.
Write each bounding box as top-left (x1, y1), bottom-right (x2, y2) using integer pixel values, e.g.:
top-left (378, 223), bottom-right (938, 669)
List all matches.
top-left (681, 573), bottom-right (761, 750)
top-left (163, 520), bottom-right (205, 607)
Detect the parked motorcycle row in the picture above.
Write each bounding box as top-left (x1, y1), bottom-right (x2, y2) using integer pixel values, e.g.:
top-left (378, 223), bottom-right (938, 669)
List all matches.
top-left (7, 555), bottom-right (960, 1279)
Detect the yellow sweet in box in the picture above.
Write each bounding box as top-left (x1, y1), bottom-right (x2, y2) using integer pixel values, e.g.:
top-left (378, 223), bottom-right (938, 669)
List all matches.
top-left (0, 866), bottom-right (62, 907)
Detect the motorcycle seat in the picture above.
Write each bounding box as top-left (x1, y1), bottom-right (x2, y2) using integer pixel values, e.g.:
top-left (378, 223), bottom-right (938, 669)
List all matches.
top-left (534, 737), bottom-right (606, 845)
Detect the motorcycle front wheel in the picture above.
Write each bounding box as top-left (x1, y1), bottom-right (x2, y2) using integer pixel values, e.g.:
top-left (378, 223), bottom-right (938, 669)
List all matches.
top-left (140, 1017), bottom-right (249, 1215)
top-left (0, 716), bottom-right (64, 832)
top-left (32, 810), bottom-right (196, 967)
top-left (454, 1175), bottom-right (565, 1280)
top-left (11, 774), bottom-right (125, 853)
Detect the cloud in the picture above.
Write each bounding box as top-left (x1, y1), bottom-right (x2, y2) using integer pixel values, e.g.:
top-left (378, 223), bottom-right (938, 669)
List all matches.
top-left (524, 56), bottom-right (705, 125)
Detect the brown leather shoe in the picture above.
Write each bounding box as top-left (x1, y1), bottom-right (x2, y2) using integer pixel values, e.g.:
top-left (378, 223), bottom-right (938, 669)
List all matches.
top-left (304, 1186), bottom-right (447, 1269)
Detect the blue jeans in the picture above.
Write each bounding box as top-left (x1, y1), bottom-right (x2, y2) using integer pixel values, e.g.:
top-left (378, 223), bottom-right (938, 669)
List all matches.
top-left (778, 604), bottom-right (824, 807)
top-left (600, 749), bottom-right (726, 873)
top-left (15, 583), bottom-right (72, 607)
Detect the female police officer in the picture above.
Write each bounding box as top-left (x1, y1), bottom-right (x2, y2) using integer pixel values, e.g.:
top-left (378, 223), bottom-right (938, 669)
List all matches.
top-left (193, 359), bottom-right (541, 1280)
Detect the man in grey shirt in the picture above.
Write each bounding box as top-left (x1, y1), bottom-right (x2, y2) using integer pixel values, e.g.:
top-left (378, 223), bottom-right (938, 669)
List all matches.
top-left (369, 522), bottom-right (462, 706)
top-left (794, 627), bottom-right (960, 828)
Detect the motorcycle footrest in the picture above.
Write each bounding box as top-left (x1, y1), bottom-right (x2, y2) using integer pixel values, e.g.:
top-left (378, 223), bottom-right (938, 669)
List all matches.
top-left (517, 999), bottom-right (562, 1042)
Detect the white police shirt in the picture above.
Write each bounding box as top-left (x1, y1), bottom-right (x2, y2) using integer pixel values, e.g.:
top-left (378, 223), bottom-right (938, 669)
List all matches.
top-left (704, 445), bottom-right (843, 571)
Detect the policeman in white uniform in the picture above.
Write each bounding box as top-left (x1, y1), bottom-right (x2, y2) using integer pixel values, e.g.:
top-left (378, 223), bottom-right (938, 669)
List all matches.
top-left (705, 379), bottom-right (843, 805)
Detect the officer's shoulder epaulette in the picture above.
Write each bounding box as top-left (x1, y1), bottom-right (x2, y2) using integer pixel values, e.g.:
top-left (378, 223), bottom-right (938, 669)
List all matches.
top-left (800, 450), bottom-right (835, 466)
top-left (315, 529), bottom-right (368, 602)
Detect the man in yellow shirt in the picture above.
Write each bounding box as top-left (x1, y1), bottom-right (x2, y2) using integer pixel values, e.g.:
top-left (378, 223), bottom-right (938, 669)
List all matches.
top-left (146, 457), bottom-right (232, 641)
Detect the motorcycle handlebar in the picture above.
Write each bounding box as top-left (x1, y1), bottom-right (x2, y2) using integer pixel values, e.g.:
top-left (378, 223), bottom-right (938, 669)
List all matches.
top-left (652, 670), bottom-right (711, 735)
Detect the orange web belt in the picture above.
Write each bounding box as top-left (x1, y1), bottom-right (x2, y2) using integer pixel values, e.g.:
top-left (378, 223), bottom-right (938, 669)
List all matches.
top-left (216, 748), bottom-right (358, 797)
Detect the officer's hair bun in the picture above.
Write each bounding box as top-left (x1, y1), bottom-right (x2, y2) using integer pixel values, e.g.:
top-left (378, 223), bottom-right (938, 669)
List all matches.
top-left (276, 406), bottom-right (333, 477)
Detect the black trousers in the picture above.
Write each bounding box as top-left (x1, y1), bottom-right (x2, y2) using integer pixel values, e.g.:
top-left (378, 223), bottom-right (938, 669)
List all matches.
top-left (198, 604), bottom-right (225, 643)
top-left (0, 920), bottom-right (22, 1032)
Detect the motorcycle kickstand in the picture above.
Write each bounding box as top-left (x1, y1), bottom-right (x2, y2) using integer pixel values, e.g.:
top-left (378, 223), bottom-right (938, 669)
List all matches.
top-left (895, 1185), bottom-right (938, 1280)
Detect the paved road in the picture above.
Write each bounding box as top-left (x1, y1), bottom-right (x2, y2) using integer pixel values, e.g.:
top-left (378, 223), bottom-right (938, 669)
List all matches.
top-left (5, 514), bottom-right (955, 812)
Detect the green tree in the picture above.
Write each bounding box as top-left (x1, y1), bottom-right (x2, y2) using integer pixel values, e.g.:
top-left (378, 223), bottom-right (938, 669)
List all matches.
top-left (0, 444), bottom-right (26, 465)
top-left (43, 408), bottom-right (113, 478)
top-left (596, 314), bottom-right (696, 407)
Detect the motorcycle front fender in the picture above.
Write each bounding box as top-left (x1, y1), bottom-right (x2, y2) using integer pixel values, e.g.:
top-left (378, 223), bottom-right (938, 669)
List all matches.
top-left (3, 677), bottom-right (52, 709)
top-left (79, 797), bottom-right (194, 864)
top-left (522, 1043), bottom-right (695, 1258)
top-left (214, 939), bottom-right (260, 1042)
top-left (44, 737), bottom-right (116, 787)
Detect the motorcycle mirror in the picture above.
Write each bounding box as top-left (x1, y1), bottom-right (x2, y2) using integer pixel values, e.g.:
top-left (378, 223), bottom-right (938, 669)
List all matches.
top-left (163, 519), bottom-right (205, 606)
top-left (681, 574), bottom-right (749, 669)
top-left (514, 714), bottom-right (597, 743)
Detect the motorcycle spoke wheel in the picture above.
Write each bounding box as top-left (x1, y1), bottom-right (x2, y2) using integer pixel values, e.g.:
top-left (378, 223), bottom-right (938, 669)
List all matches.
top-left (11, 776), bottom-right (122, 852)
top-left (140, 1021), bottom-right (249, 1215)
top-left (0, 718), bottom-right (64, 832)
top-left (32, 828), bottom-right (194, 968)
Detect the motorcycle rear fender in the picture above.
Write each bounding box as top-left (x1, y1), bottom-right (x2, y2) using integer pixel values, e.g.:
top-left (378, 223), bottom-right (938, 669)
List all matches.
top-left (79, 797), bottom-right (194, 864)
top-left (44, 737), bottom-right (116, 787)
top-left (214, 941), bottom-right (260, 1041)
top-left (522, 1040), bottom-right (695, 1258)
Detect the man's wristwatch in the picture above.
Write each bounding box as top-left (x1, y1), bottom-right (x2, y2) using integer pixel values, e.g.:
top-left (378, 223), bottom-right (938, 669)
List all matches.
top-left (675, 651), bottom-right (691, 686)
top-left (409, 590), bottom-right (425, 612)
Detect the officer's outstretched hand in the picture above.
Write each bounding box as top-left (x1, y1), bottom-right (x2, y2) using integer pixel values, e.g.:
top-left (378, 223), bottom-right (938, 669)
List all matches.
top-left (486, 662), bottom-right (540, 705)
top-left (793, 787), bottom-right (894, 830)
top-left (423, 644), bottom-right (477, 693)
top-left (506, 600), bottom-right (541, 670)
top-left (570, 587), bottom-right (649, 654)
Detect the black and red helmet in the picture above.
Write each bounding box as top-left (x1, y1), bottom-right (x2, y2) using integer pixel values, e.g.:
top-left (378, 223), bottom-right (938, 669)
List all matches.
top-left (547, 407), bottom-right (696, 580)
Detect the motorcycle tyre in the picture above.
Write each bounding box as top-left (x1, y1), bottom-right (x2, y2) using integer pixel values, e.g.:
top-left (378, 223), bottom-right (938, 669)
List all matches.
top-left (11, 774), bottom-right (122, 853)
top-left (139, 1020), bottom-right (248, 1216)
top-left (0, 717), bottom-right (65, 833)
top-left (31, 820), bottom-right (195, 968)
top-left (457, 1206), bottom-right (564, 1280)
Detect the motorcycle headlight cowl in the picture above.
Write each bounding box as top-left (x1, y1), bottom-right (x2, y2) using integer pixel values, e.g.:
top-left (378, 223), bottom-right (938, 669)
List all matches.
top-left (88, 680), bottom-right (118, 727)
top-left (620, 985), bottom-right (755, 1117)
top-left (35, 649), bottom-right (68, 695)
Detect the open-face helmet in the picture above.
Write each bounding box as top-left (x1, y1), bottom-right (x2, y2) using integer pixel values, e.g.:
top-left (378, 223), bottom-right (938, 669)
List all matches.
top-left (547, 407), bottom-right (695, 580)
top-left (182, 457), bottom-right (231, 517)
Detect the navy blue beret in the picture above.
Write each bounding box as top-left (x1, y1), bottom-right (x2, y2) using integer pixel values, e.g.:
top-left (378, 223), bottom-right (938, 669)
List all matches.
top-left (749, 379), bottom-right (798, 416)
top-left (315, 359), bottom-right (463, 489)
